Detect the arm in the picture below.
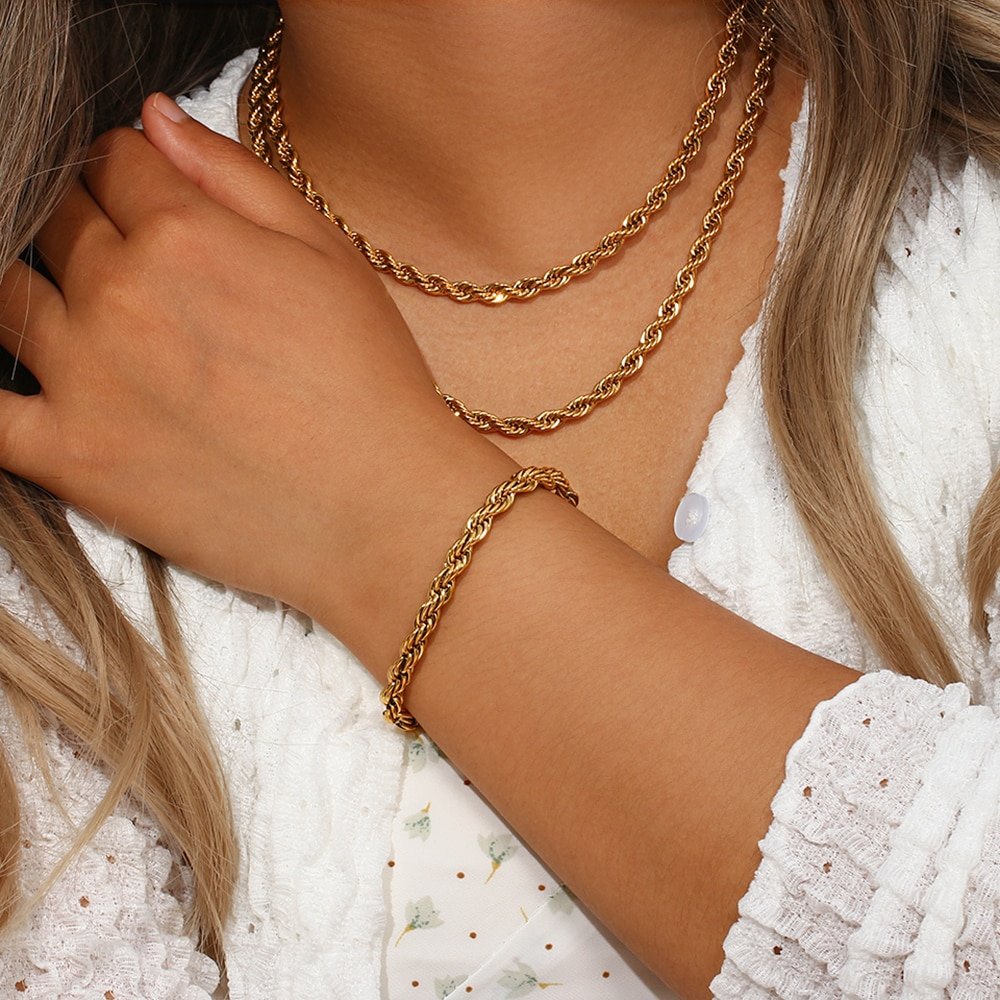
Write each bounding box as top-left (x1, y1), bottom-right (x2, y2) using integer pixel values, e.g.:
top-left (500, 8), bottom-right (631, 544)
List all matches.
top-left (306, 442), bottom-right (859, 999)
top-left (314, 440), bottom-right (1000, 999)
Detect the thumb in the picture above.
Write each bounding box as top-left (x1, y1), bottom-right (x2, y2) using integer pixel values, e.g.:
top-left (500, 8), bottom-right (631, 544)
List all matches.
top-left (141, 92), bottom-right (330, 250)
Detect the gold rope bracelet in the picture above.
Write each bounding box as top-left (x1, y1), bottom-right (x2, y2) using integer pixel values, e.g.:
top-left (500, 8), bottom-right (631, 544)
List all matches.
top-left (380, 466), bottom-right (579, 732)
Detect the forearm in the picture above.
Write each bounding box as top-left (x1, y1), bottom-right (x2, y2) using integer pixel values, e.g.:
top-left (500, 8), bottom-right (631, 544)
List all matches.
top-left (312, 447), bottom-right (858, 998)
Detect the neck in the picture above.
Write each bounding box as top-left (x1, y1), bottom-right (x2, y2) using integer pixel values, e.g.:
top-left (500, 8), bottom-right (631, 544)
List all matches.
top-left (268, 1), bottom-right (765, 275)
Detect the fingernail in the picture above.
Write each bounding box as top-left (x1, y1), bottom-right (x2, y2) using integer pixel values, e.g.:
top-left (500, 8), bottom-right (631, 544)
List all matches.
top-left (152, 93), bottom-right (189, 124)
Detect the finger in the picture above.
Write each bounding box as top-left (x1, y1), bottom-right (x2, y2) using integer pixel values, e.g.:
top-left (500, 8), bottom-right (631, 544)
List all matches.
top-left (0, 390), bottom-right (54, 483)
top-left (33, 181), bottom-right (120, 295)
top-left (141, 93), bottom-right (331, 251)
top-left (0, 259), bottom-right (65, 374)
top-left (81, 126), bottom-right (211, 236)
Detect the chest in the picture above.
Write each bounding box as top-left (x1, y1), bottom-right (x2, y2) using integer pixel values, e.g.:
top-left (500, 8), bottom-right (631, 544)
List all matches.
top-left (390, 176), bottom-right (783, 568)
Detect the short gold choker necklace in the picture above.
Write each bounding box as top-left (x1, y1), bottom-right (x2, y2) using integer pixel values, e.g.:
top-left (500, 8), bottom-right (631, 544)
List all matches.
top-left (250, 6), bottom-right (753, 306)
top-left (246, 4), bottom-right (776, 435)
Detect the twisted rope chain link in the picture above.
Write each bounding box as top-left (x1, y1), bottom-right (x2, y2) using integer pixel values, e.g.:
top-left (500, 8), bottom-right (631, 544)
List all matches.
top-left (248, 4), bottom-right (749, 305)
top-left (380, 466), bottom-right (579, 731)
top-left (247, 6), bottom-right (776, 437)
top-left (442, 19), bottom-right (776, 435)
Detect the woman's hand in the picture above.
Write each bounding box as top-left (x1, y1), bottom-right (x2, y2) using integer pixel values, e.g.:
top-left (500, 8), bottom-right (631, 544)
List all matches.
top-left (0, 94), bottom-right (512, 631)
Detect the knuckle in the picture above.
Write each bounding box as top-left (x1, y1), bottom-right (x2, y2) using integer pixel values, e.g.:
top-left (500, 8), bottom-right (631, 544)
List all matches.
top-left (0, 419), bottom-right (22, 469)
top-left (57, 421), bottom-right (102, 480)
top-left (129, 206), bottom-right (216, 276)
top-left (0, 409), bottom-right (43, 478)
top-left (143, 202), bottom-right (205, 249)
top-left (87, 126), bottom-right (143, 166)
top-left (96, 262), bottom-right (136, 310)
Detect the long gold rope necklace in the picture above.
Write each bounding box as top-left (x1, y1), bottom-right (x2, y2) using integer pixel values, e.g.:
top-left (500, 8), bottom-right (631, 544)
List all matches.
top-left (247, 4), bottom-right (776, 436)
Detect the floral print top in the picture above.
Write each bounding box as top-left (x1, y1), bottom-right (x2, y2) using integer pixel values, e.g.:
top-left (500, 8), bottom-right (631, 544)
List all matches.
top-left (385, 735), bottom-right (678, 999)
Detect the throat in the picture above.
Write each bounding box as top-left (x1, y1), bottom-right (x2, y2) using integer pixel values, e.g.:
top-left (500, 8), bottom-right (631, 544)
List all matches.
top-left (267, 0), bottom-right (742, 275)
top-left (252, 3), bottom-right (805, 566)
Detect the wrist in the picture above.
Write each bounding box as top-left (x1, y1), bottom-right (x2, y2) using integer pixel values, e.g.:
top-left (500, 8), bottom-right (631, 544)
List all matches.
top-left (299, 416), bottom-right (522, 675)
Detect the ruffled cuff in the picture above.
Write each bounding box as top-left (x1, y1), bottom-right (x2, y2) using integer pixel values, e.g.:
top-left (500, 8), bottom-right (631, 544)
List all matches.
top-left (710, 669), bottom-right (1000, 999)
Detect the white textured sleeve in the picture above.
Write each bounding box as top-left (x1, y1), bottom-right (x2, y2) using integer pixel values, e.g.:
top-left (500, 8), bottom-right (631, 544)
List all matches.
top-left (709, 669), bottom-right (1000, 999)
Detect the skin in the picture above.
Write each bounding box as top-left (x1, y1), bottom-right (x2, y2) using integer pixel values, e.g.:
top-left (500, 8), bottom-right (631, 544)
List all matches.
top-left (0, 3), bottom-right (864, 997)
top-left (270, 0), bottom-right (807, 570)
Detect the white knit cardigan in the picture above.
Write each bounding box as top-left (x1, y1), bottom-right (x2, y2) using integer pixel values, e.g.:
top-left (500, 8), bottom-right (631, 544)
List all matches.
top-left (2, 50), bottom-right (1000, 999)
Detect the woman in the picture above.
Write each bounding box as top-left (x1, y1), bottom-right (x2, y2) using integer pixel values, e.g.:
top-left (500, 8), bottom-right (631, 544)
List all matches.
top-left (1, 0), bottom-right (999, 997)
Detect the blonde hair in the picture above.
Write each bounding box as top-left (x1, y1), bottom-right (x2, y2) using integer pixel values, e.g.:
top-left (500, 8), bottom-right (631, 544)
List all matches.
top-left (758, 0), bottom-right (1000, 685)
top-left (0, 0), bottom-right (275, 964)
top-left (0, 0), bottom-right (997, 968)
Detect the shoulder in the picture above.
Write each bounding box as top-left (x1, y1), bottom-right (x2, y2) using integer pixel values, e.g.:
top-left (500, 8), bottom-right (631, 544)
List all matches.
top-left (862, 148), bottom-right (1000, 437)
top-left (845, 149), bottom-right (1000, 676)
top-left (902, 147), bottom-right (1000, 247)
top-left (881, 148), bottom-right (1000, 332)
top-left (865, 146), bottom-right (1000, 474)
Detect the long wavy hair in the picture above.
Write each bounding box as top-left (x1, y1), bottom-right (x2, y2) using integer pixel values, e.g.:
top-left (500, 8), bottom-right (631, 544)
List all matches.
top-left (0, 0), bottom-right (276, 965)
top-left (0, 0), bottom-right (997, 969)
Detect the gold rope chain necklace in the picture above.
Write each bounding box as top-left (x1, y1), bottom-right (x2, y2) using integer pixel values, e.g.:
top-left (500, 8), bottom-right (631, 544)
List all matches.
top-left (249, 5), bottom-right (754, 306)
top-left (247, 6), bottom-right (776, 436)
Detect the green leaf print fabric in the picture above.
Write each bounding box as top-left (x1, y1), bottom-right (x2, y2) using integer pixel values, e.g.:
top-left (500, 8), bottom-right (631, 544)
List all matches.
top-left (385, 734), bottom-right (678, 999)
